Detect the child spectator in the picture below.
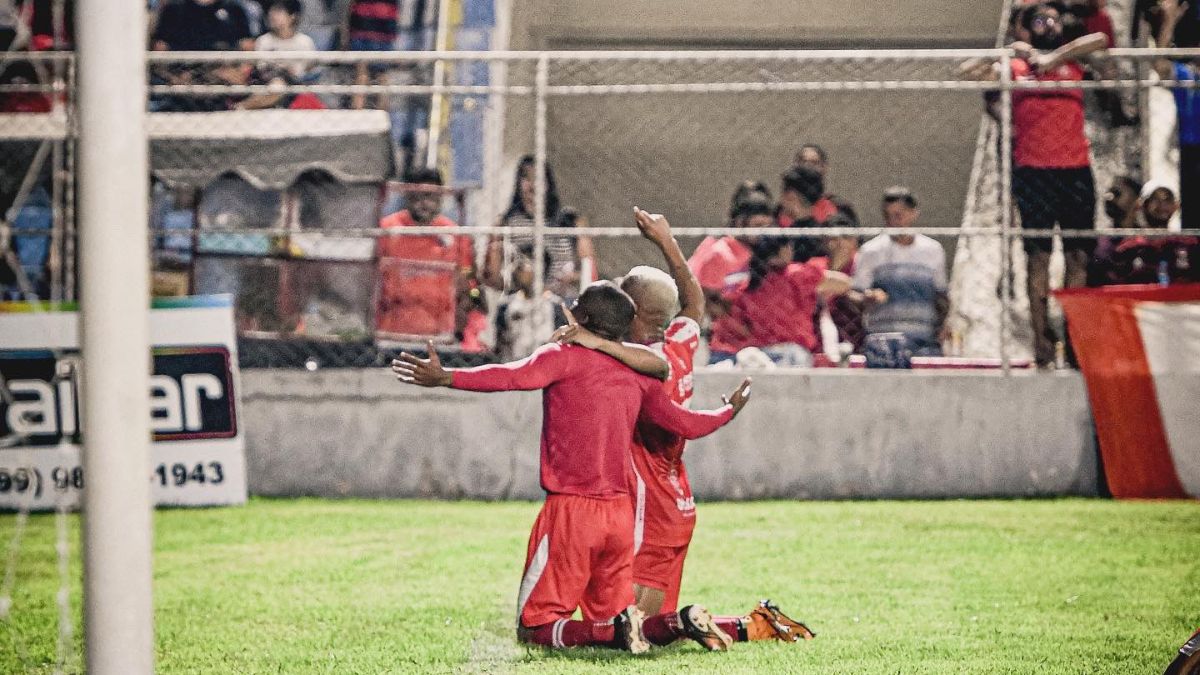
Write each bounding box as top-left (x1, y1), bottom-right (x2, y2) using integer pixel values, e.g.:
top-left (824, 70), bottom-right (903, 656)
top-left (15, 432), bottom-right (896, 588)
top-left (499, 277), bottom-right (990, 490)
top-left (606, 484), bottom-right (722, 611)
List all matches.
top-left (255, 0), bottom-right (317, 79)
top-left (729, 237), bottom-right (850, 367)
top-left (493, 256), bottom-right (567, 361)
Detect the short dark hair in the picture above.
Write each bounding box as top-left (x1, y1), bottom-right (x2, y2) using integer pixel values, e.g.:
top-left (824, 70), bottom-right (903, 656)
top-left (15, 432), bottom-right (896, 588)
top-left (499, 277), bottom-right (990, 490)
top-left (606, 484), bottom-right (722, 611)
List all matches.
top-left (572, 281), bottom-right (636, 341)
top-left (731, 190), bottom-right (774, 220)
top-left (403, 167), bottom-right (444, 187)
top-left (1112, 175), bottom-right (1142, 195)
top-left (729, 180), bottom-right (772, 217)
top-left (882, 185), bottom-right (918, 209)
top-left (781, 166), bottom-right (824, 206)
top-left (268, 0), bottom-right (302, 16)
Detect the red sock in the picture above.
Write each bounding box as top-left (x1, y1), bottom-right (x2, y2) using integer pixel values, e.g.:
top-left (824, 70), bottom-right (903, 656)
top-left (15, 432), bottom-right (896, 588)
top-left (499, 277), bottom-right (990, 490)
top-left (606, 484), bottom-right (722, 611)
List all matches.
top-left (642, 611), bottom-right (686, 646)
top-left (521, 619), bottom-right (617, 648)
top-left (713, 616), bottom-right (747, 642)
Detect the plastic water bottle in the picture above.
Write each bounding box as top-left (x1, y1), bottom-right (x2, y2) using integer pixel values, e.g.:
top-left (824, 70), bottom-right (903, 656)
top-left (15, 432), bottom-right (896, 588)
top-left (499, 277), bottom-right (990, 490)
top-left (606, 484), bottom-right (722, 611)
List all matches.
top-left (1157, 260), bottom-right (1170, 287)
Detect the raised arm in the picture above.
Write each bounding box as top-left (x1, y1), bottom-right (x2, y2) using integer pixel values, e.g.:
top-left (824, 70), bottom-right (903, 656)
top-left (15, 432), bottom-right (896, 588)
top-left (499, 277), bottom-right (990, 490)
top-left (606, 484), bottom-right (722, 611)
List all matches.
top-left (1154, 0), bottom-right (1190, 79)
top-left (634, 207), bottom-right (705, 322)
top-left (638, 377), bottom-right (751, 440)
top-left (392, 341), bottom-right (568, 391)
top-left (1033, 32), bottom-right (1108, 73)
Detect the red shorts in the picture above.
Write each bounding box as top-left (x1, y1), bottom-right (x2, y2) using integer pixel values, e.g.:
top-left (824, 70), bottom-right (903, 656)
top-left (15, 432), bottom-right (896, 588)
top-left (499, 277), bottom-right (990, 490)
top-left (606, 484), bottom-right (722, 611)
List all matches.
top-left (632, 542), bottom-right (689, 614)
top-left (516, 494), bottom-right (636, 628)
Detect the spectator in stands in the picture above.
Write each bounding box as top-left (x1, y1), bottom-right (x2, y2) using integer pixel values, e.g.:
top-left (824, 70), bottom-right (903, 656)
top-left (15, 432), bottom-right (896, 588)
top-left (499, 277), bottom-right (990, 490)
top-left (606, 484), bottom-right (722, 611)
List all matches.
top-left (961, 2), bottom-right (1107, 367)
top-left (1142, 181), bottom-right (1180, 229)
top-left (1064, 0), bottom-right (1116, 46)
top-left (482, 156), bottom-right (592, 300)
top-left (1089, 175), bottom-right (1141, 286)
top-left (493, 255), bottom-right (568, 361)
top-left (1138, 0), bottom-right (1200, 46)
top-left (255, 0), bottom-right (317, 79)
top-left (688, 186), bottom-right (773, 364)
top-left (344, 0), bottom-right (398, 110)
top-left (729, 236), bottom-right (851, 367)
top-left (824, 200), bottom-right (865, 352)
top-left (225, 60), bottom-right (325, 109)
top-left (792, 143), bottom-right (839, 224)
top-left (776, 165), bottom-right (824, 262)
top-left (850, 187), bottom-right (949, 357)
top-left (1154, 0), bottom-right (1200, 231)
top-left (152, 0), bottom-right (255, 51)
top-left (151, 0), bottom-right (256, 111)
top-left (376, 167), bottom-right (479, 343)
top-left (1093, 181), bottom-right (1199, 285)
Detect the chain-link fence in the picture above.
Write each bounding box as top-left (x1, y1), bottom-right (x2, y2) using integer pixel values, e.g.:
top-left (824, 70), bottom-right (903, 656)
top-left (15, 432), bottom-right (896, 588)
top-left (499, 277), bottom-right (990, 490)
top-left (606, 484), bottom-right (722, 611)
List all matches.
top-left (2, 48), bottom-right (1199, 370)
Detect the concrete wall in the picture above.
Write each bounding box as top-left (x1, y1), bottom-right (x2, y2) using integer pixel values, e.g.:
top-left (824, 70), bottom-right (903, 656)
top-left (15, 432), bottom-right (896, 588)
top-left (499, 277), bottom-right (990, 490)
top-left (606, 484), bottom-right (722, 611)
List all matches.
top-left (496, 0), bottom-right (1006, 279)
top-left (242, 369), bottom-right (1099, 500)
top-left (509, 0), bottom-right (1004, 50)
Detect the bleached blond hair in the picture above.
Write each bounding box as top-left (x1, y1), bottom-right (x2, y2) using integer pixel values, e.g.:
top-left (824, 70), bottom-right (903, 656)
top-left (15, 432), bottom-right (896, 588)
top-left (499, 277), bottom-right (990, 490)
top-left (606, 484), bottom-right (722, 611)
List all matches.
top-left (619, 265), bottom-right (679, 315)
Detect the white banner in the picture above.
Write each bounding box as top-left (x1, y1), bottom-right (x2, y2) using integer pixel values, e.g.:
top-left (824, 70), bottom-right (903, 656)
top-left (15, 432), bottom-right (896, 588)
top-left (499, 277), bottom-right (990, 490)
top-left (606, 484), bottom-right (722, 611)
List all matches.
top-left (0, 295), bottom-right (247, 510)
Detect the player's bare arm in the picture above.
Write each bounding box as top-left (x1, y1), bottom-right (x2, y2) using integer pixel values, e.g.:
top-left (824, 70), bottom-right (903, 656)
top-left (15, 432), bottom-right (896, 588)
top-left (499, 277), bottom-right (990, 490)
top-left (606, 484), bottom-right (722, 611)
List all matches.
top-left (552, 302), bottom-right (669, 380)
top-left (392, 340), bottom-right (453, 387)
top-left (634, 207), bottom-right (705, 322)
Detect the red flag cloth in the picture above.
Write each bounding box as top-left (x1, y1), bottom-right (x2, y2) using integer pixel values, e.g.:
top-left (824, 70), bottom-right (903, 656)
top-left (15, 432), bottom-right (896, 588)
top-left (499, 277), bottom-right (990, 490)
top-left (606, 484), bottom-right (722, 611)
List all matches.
top-left (1056, 284), bottom-right (1200, 498)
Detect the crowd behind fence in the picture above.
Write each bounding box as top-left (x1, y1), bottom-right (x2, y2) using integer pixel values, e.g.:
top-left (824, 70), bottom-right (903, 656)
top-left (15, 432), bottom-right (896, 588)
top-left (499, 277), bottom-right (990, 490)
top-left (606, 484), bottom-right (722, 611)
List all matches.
top-left (1, 47), bottom-right (1199, 371)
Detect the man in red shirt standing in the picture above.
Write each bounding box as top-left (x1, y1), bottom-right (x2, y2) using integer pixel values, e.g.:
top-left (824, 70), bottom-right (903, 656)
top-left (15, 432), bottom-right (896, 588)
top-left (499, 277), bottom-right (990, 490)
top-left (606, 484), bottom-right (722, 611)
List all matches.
top-left (376, 168), bottom-right (479, 344)
top-left (611, 209), bottom-right (817, 648)
top-left (392, 281), bottom-right (752, 653)
top-left (962, 5), bottom-right (1107, 367)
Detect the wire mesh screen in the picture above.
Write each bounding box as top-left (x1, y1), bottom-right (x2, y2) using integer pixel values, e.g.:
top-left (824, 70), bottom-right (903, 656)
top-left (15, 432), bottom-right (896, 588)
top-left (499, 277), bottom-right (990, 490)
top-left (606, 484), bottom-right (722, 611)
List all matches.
top-left (2, 49), bottom-right (1199, 370)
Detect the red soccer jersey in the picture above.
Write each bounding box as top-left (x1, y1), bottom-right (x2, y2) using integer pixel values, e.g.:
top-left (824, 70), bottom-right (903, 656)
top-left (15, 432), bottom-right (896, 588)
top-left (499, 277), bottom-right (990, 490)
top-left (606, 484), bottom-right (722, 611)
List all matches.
top-left (687, 236), bottom-right (752, 355)
top-left (1011, 59), bottom-right (1090, 169)
top-left (376, 210), bottom-right (474, 337)
top-left (730, 259), bottom-right (826, 352)
top-left (450, 343), bottom-right (733, 499)
top-left (631, 317), bottom-right (702, 547)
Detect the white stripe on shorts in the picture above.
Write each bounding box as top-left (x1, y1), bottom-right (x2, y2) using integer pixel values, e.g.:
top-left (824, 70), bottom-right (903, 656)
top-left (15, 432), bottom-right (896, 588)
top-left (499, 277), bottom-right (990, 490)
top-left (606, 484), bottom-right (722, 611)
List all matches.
top-left (515, 534), bottom-right (550, 627)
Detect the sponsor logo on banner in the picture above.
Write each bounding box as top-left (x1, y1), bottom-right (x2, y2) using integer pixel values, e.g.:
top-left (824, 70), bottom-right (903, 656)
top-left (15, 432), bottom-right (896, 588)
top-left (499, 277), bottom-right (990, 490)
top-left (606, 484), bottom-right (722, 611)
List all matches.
top-left (0, 296), bottom-right (248, 510)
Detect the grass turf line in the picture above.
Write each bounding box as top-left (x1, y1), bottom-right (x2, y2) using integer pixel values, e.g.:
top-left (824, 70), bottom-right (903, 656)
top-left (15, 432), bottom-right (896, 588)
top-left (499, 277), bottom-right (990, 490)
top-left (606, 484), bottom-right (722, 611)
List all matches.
top-left (0, 498), bottom-right (1197, 674)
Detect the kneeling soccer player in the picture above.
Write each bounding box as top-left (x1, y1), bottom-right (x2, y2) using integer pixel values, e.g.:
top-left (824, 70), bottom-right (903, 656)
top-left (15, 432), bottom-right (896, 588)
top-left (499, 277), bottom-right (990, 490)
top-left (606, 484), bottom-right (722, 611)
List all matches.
top-left (393, 281), bottom-right (751, 653)
top-left (609, 208), bottom-right (818, 648)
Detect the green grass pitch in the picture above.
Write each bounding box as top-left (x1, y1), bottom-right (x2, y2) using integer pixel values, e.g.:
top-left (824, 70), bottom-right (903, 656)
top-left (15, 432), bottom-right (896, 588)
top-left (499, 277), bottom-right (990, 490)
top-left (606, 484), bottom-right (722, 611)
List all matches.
top-left (1, 498), bottom-right (1198, 673)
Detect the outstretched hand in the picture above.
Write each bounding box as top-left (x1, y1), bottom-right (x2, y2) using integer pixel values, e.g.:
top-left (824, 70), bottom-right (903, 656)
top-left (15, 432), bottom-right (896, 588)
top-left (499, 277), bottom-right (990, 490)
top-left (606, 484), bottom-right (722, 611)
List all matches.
top-left (633, 207), bottom-right (673, 247)
top-left (721, 377), bottom-right (753, 417)
top-left (391, 340), bottom-right (453, 387)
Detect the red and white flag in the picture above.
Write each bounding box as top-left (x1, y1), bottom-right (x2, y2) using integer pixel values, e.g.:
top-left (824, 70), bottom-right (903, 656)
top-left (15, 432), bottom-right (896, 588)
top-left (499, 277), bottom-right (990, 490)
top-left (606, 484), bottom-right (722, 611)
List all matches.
top-left (1056, 284), bottom-right (1200, 499)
